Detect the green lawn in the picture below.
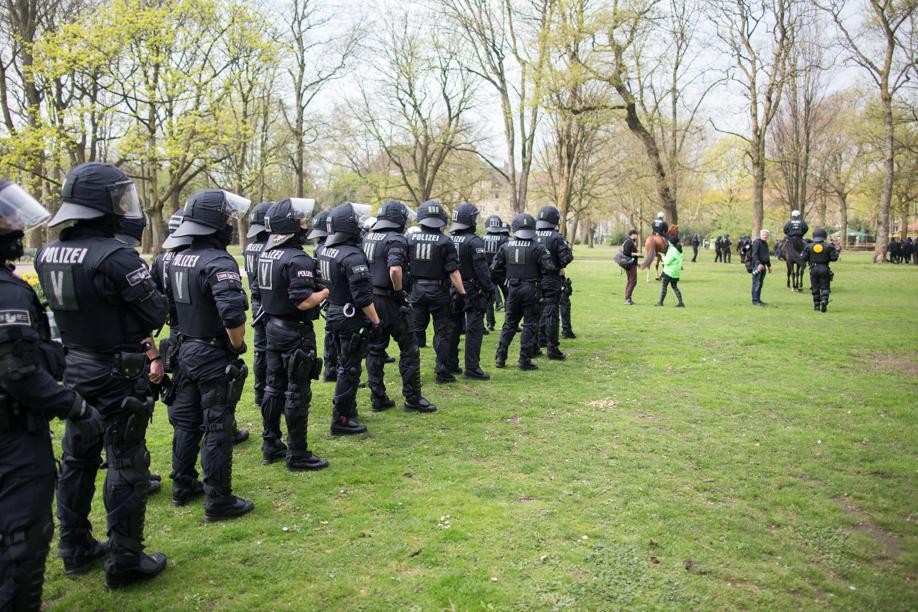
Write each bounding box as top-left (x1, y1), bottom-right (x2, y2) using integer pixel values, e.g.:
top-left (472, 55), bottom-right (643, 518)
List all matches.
top-left (44, 247), bottom-right (917, 609)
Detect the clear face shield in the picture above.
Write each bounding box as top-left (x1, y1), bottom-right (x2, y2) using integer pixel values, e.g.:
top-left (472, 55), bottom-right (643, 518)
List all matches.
top-left (289, 198), bottom-right (316, 221)
top-left (109, 181), bottom-right (144, 219)
top-left (0, 182), bottom-right (51, 232)
top-left (405, 206), bottom-right (418, 224)
top-left (221, 191), bottom-right (252, 219)
top-left (351, 203), bottom-right (372, 226)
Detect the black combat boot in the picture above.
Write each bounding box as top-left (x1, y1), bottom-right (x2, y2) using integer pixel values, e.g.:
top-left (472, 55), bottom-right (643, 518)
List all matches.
top-left (104, 552), bottom-right (167, 589)
top-left (371, 394), bottom-right (396, 412)
top-left (262, 439), bottom-right (288, 465)
top-left (287, 451), bottom-right (329, 471)
top-left (518, 359), bottom-right (538, 371)
top-left (172, 479), bottom-right (205, 507)
top-left (435, 371), bottom-right (456, 384)
top-left (147, 473), bottom-right (162, 495)
top-left (62, 536), bottom-right (110, 576)
top-left (495, 349), bottom-right (507, 369)
top-left (463, 367), bottom-right (490, 380)
top-left (547, 350), bottom-right (566, 361)
top-left (405, 396), bottom-right (437, 413)
top-left (232, 425), bottom-right (250, 445)
top-left (204, 495), bottom-right (255, 522)
top-left (561, 331), bottom-right (577, 339)
top-left (330, 413), bottom-right (367, 436)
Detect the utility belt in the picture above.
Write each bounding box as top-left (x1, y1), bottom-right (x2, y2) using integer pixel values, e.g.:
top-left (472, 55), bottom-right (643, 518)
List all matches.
top-left (269, 316), bottom-right (312, 332)
top-left (507, 278), bottom-right (540, 288)
top-left (0, 388), bottom-right (46, 432)
top-left (177, 334), bottom-right (231, 352)
top-left (372, 287), bottom-right (394, 297)
top-left (66, 347), bottom-right (148, 380)
top-left (414, 278), bottom-right (449, 289)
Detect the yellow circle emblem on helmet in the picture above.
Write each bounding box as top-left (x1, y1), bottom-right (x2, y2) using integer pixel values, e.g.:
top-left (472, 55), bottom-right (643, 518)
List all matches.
top-left (814, 243), bottom-right (823, 253)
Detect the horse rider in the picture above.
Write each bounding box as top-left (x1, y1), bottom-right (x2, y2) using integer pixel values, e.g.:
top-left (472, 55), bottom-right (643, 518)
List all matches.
top-left (651, 212), bottom-right (668, 237)
top-left (782, 210), bottom-right (809, 253)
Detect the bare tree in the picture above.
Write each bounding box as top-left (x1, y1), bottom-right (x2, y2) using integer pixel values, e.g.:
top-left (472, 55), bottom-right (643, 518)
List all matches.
top-left (816, 0), bottom-right (915, 262)
top-left (710, 0), bottom-right (799, 236)
top-left (439, 0), bottom-right (555, 213)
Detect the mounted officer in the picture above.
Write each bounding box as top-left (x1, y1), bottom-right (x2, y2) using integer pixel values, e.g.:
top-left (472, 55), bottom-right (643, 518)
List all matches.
top-left (651, 211), bottom-right (668, 237)
top-left (783, 209), bottom-right (809, 254)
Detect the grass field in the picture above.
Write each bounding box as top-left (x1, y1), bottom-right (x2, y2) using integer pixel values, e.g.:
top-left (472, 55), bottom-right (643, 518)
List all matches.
top-left (42, 247), bottom-right (917, 610)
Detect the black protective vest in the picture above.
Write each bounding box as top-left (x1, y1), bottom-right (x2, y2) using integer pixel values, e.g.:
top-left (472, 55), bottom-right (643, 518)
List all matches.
top-left (363, 230), bottom-right (403, 289)
top-left (243, 239), bottom-right (266, 299)
top-left (503, 239), bottom-right (541, 280)
top-left (36, 237), bottom-right (135, 351)
top-left (785, 220), bottom-right (806, 237)
top-left (451, 232), bottom-right (479, 281)
top-left (652, 219), bottom-right (667, 234)
top-left (482, 233), bottom-right (507, 266)
top-left (168, 248), bottom-right (230, 338)
top-left (535, 230), bottom-right (573, 272)
top-left (809, 242), bottom-right (831, 265)
top-left (317, 243), bottom-right (359, 305)
top-left (407, 230), bottom-right (450, 280)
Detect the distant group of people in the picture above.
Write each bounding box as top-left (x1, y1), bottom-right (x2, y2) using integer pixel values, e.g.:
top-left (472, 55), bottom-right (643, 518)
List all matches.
top-left (888, 237), bottom-right (917, 264)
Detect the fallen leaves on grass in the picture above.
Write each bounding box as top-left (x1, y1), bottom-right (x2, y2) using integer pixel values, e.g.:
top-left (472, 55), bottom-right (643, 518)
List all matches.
top-left (586, 398), bottom-right (617, 410)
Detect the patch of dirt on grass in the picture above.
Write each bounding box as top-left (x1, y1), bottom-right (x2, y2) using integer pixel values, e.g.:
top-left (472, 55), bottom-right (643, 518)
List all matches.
top-left (835, 497), bottom-right (903, 560)
top-left (586, 398), bottom-right (617, 410)
top-left (862, 351), bottom-right (918, 378)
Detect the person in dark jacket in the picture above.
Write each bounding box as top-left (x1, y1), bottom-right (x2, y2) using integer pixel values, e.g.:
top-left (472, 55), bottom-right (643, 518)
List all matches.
top-left (622, 229), bottom-right (639, 305)
top-left (749, 229), bottom-right (772, 306)
top-left (690, 234), bottom-right (700, 262)
top-left (0, 181), bottom-right (101, 609)
top-left (802, 228), bottom-right (840, 312)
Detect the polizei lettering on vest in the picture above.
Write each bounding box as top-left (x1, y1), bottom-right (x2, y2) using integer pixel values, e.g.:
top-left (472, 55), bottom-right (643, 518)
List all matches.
top-left (171, 254), bottom-right (201, 268)
top-left (40, 246), bottom-right (89, 265)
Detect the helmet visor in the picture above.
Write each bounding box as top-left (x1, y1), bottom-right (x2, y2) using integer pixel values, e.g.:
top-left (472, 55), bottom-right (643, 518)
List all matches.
top-left (0, 182), bottom-right (51, 232)
top-left (289, 198), bottom-right (316, 220)
top-left (351, 203), bottom-right (372, 225)
top-left (222, 191), bottom-right (251, 218)
top-left (405, 206), bottom-right (417, 223)
top-left (109, 181), bottom-right (143, 219)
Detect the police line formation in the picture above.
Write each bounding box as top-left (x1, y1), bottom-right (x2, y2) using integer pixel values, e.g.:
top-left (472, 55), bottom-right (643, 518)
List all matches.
top-left (0, 162), bottom-right (849, 607)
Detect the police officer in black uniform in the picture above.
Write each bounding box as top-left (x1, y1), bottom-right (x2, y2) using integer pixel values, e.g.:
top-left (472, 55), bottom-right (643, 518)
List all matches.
top-left (534, 205), bottom-right (574, 361)
top-left (560, 274), bottom-right (575, 339)
top-left (482, 215), bottom-right (508, 332)
top-left (316, 202), bottom-right (382, 435)
top-left (363, 201), bottom-right (436, 413)
top-left (802, 228), bottom-right (839, 312)
top-left (0, 182), bottom-right (102, 609)
top-left (446, 203), bottom-right (495, 380)
top-left (783, 209), bottom-right (809, 254)
top-left (243, 202), bottom-right (273, 411)
top-left (257, 198), bottom-right (330, 469)
top-left (308, 210), bottom-right (338, 382)
top-left (36, 163), bottom-right (168, 588)
top-left (491, 213), bottom-right (555, 370)
top-left (167, 189), bottom-right (254, 522)
top-left (652, 211), bottom-right (668, 236)
top-left (407, 200), bottom-right (468, 384)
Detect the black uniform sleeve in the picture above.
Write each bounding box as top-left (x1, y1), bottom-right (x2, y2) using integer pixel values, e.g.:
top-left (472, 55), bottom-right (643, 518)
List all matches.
top-left (287, 252), bottom-right (318, 305)
top-left (490, 245), bottom-right (507, 285)
top-left (470, 237), bottom-right (495, 292)
top-left (801, 222), bottom-right (809, 236)
top-left (387, 235), bottom-right (409, 271)
top-left (555, 235), bottom-right (574, 268)
top-left (342, 251), bottom-right (374, 308)
top-left (98, 248), bottom-right (167, 334)
top-left (206, 254), bottom-right (248, 329)
top-left (536, 244), bottom-right (557, 277)
top-left (783, 221), bottom-right (792, 236)
top-left (441, 238), bottom-right (460, 273)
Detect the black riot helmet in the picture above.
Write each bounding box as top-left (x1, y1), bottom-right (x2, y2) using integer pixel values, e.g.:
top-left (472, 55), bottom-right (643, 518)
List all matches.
top-left (373, 200), bottom-right (414, 231)
top-left (536, 205), bottom-right (561, 230)
top-left (50, 162), bottom-right (143, 227)
top-left (171, 189), bottom-right (251, 238)
top-left (500, 222), bottom-right (510, 235)
top-left (417, 199), bottom-right (448, 229)
top-left (307, 210), bottom-right (329, 240)
top-left (485, 215), bottom-right (503, 234)
top-left (511, 213), bottom-right (537, 240)
top-left (162, 210), bottom-right (192, 250)
top-left (325, 202), bottom-right (372, 246)
top-left (246, 201), bottom-right (274, 239)
top-left (450, 202), bottom-right (480, 232)
top-left (813, 228), bottom-right (827, 242)
top-left (264, 198), bottom-right (316, 249)
top-left (116, 213), bottom-right (148, 247)
top-left (0, 181), bottom-right (50, 262)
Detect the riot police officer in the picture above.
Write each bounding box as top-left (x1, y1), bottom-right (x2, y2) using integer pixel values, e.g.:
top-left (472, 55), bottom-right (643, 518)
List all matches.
top-left (783, 210), bottom-right (809, 256)
top-left (722, 233), bottom-right (732, 263)
top-left (447, 203), bottom-right (496, 380)
top-left (0, 182), bottom-right (101, 608)
top-left (257, 198), bottom-right (330, 469)
top-left (243, 202), bottom-right (273, 411)
top-left (308, 210), bottom-right (338, 382)
top-left (36, 162), bottom-right (168, 587)
top-left (491, 213), bottom-right (555, 370)
top-left (406, 200), bottom-right (467, 383)
top-left (364, 201), bottom-right (436, 412)
top-left (651, 211), bottom-right (668, 236)
top-left (534, 205), bottom-right (574, 361)
top-left (316, 203), bottom-right (381, 435)
top-left (482, 215), bottom-right (508, 331)
top-left (803, 228), bottom-right (839, 312)
top-left (167, 189), bottom-right (254, 522)
top-left (560, 275), bottom-right (575, 339)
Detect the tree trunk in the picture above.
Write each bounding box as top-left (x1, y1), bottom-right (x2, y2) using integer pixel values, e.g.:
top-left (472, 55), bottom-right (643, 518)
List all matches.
top-left (874, 89), bottom-right (894, 263)
top-left (622, 101), bottom-right (677, 223)
top-left (752, 144), bottom-right (766, 236)
top-left (836, 190), bottom-right (847, 247)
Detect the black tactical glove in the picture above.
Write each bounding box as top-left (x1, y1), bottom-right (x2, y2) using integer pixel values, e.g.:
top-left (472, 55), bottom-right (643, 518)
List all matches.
top-left (68, 397), bottom-right (101, 423)
top-left (450, 292), bottom-right (467, 315)
top-left (229, 340), bottom-right (248, 356)
top-left (369, 322), bottom-right (386, 342)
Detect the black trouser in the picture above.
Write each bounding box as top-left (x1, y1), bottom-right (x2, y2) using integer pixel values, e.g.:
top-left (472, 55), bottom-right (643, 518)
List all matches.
top-left (322, 322), bottom-right (338, 379)
top-left (497, 281), bottom-right (541, 362)
top-left (447, 283), bottom-right (485, 372)
top-left (810, 264), bottom-right (831, 307)
top-left (367, 294), bottom-right (422, 402)
top-left (263, 319), bottom-right (317, 458)
top-left (410, 281), bottom-right (452, 376)
top-left (691, 245), bottom-right (698, 262)
top-left (0, 425), bottom-right (55, 611)
top-left (58, 352), bottom-right (152, 569)
top-left (175, 342), bottom-right (240, 503)
top-left (327, 313), bottom-right (368, 422)
top-left (485, 284), bottom-right (505, 329)
top-left (659, 273), bottom-right (683, 304)
top-left (560, 286), bottom-right (573, 336)
top-left (252, 299), bottom-right (267, 405)
top-left (167, 361), bottom-right (203, 497)
top-left (538, 276), bottom-right (563, 352)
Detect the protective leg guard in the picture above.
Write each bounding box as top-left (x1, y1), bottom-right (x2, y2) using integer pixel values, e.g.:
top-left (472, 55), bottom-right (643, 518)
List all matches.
top-left (283, 384), bottom-right (311, 454)
top-left (57, 418), bottom-right (103, 561)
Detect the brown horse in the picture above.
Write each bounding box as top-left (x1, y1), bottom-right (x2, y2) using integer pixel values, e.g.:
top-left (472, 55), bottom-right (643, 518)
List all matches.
top-left (641, 224), bottom-right (679, 281)
top-left (781, 237), bottom-right (806, 292)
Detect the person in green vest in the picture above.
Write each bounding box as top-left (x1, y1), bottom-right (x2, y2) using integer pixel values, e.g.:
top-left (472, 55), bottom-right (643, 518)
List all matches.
top-left (656, 234), bottom-right (685, 307)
